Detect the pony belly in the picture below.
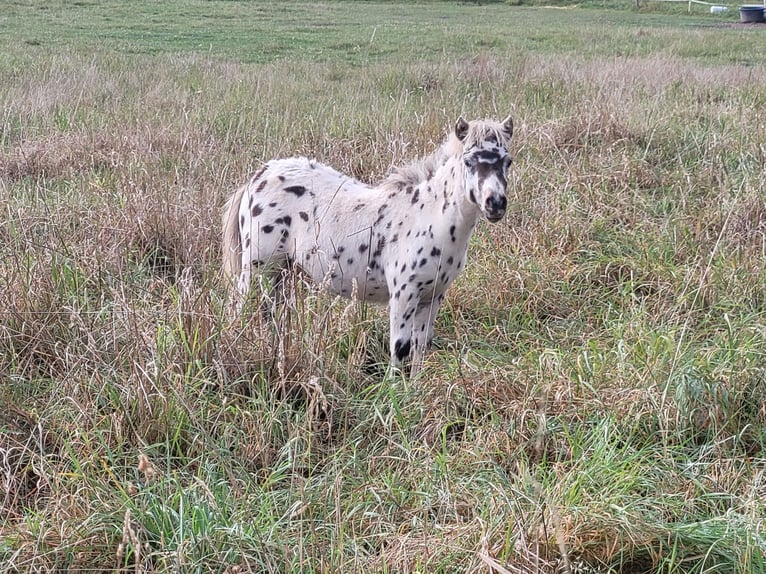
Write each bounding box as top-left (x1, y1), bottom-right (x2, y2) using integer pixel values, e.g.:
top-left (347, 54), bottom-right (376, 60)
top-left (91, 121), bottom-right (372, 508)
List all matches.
top-left (347, 275), bottom-right (390, 304)
top-left (301, 257), bottom-right (390, 303)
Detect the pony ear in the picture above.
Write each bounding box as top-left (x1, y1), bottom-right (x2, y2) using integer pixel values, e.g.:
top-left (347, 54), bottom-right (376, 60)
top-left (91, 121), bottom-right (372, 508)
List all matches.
top-left (455, 116), bottom-right (469, 142)
top-left (501, 115), bottom-right (514, 139)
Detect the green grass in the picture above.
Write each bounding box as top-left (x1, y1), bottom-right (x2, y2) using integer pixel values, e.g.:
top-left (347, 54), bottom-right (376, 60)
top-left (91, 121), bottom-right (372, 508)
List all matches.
top-left (2, 1), bottom-right (766, 573)
top-left (1, 0), bottom-right (764, 66)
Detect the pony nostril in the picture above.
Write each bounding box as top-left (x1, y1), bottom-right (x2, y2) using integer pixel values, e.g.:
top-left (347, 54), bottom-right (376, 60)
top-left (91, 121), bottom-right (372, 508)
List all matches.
top-left (486, 196), bottom-right (506, 213)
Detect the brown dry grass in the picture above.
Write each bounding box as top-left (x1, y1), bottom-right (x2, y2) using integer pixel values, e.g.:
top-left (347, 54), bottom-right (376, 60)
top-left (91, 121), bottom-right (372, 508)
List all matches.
top-left (1, 37), bottom-right (765, 574)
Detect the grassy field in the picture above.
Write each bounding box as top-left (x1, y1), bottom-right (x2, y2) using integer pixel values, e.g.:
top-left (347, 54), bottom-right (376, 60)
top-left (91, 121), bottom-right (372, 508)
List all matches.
top-left (2, 1), bottom-right (766, 572)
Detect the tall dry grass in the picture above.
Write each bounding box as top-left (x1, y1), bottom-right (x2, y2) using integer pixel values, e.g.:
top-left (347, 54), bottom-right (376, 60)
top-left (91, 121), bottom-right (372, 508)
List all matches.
top-left (1, 46), bottom-right (766, 572)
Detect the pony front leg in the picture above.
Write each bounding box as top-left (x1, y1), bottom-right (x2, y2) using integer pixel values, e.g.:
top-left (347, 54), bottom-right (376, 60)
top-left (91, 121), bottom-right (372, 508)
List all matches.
top-left (388, 295), bottom-right (442, 376)
top-left (388, 298), bottom-right (417, 374)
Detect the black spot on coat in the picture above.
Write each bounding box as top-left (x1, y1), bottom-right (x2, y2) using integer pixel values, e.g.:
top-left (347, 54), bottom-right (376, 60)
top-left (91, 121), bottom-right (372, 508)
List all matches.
top-left (275, 216), bottom-right (292, 226)
top-left (250, 165), bottom-right (268, 184)
top-left (284, 185), bottom-right (307, 197)
top-left (394, 339), bottom-right (411, 361)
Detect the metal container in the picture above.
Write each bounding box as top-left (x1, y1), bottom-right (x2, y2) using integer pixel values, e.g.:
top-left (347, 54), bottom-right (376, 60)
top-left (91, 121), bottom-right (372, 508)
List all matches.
top-left (739, 5), bottom-right (766, 22)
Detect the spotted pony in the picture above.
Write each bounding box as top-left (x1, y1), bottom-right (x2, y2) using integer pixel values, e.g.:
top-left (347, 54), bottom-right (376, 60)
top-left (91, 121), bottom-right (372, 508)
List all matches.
top-left (222, 116), bottom-right (514, 375)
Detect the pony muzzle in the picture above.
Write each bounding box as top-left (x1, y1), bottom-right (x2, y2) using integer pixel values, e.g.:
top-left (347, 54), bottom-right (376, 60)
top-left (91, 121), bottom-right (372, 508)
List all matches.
top-left (484, 195), bottom-right (507, 222)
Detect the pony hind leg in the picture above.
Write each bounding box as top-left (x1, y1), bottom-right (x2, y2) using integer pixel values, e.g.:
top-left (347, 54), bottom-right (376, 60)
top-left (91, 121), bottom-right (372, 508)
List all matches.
top-left (233, 255), bottom-right (290, 320)
top-left (261, 263), bottom-right (293, 319)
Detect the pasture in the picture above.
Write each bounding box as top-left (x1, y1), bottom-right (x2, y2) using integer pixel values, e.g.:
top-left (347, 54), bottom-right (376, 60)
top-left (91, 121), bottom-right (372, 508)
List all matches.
top-left (1, 1), bottom-right (766, 572)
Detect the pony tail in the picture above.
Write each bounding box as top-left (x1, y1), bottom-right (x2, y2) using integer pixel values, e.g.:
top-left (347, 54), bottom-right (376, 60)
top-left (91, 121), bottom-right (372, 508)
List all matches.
top-left (222, 185), bottom-right (246, 280)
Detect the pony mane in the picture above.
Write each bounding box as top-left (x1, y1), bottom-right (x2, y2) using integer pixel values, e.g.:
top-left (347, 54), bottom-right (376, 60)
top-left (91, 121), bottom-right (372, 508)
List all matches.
top-left (379, 141), bottom-right (449, 191)
top-left (379, 118), bottom-right (511, 191)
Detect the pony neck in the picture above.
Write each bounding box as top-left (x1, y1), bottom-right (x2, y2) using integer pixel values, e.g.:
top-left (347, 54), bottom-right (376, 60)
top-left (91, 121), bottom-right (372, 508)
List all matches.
top-left (435, 136), bottom-right (481, 223)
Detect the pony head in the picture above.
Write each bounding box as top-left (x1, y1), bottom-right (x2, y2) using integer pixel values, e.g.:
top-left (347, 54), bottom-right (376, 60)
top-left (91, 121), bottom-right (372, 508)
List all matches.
top-left (455, 116), bottom-right (514, 223)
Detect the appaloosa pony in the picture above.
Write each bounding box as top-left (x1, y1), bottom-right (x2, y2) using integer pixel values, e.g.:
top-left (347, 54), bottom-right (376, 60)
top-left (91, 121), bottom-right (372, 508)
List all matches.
top-left (222, 116), bottom-right (514, 374)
